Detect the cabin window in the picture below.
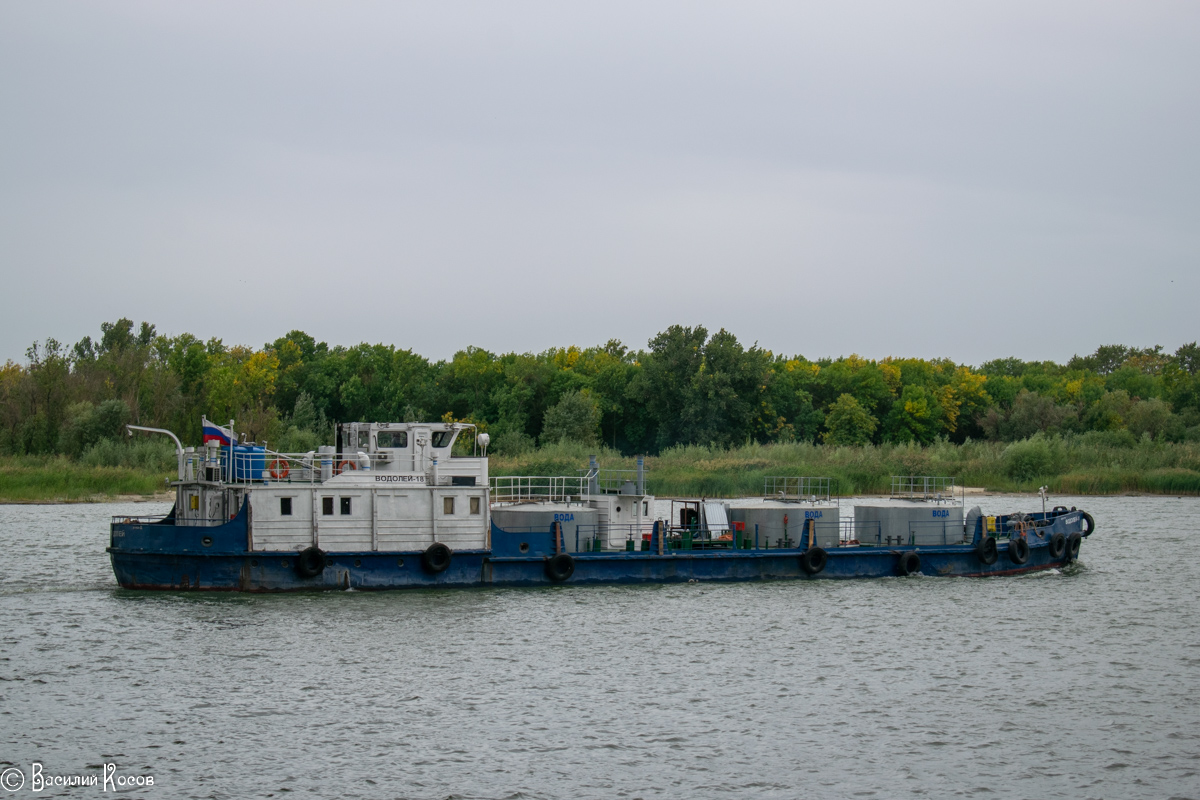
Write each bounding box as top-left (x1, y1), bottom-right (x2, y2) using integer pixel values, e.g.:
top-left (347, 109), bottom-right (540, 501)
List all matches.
top-left (280, 497), bottom-right (293, 516)
top-left (470, 496), bottom-right (481, 515)
top-left (431, 431), bottom-right (454, 448)
top-left (643, 501), bottom-right (648, 516)
top-left (443, 496), bottom-right (455, 515)
top-left (341, 497), bottom-right (352, 515)
top-left (322, 497), bottom-right (334, 515)
top-left (377, 431), bottom-right (408, 448)
top-left (358, 432), bottom-right (370, 450)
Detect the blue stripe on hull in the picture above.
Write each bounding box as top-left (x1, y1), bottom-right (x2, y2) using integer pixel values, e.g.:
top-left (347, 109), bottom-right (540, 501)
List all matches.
top-left (109, 542), bottom-right (1073, 591)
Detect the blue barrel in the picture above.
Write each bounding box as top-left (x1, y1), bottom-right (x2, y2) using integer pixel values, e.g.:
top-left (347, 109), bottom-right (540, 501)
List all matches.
top-left (232, 446), bottom-right (266, 481)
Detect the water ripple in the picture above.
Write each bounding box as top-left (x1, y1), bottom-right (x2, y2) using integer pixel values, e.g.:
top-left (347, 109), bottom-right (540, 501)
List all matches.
top-left (0, 496), bottom-right (1198, 798)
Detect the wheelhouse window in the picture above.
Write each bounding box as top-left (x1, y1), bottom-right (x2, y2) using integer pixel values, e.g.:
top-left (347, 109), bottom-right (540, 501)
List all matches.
top-left (470, 496), bottom-right (481, 515)
top-left (322, 497), bottom-right (334, 516)
top-left (443, 496), bottom-right (455, 515)
top-left (431, 431), bottom-right (454, 448)
top-left (340, 497), bottom-right (352, 515)
top-left (280, 497), bottom-right (293, 516)
top-left (358, 431), bottom-right (370, 450)
top-left (377, 431), bottom-right (408, 448)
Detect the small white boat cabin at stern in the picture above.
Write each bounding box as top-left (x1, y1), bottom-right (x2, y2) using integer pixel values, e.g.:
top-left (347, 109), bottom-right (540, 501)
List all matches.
top-left (245, 421), bottom-right (490, 554)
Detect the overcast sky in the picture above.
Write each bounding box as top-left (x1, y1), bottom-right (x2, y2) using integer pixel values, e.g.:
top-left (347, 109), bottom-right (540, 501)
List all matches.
top-left (1, 2), bottom-right (1197, 367)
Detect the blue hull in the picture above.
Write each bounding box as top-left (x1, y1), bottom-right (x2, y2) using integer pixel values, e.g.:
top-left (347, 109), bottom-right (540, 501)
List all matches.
top-left (108, 505), bottom-right (1086, 591)
top-left (108, 542), bottom-right (1074, 592)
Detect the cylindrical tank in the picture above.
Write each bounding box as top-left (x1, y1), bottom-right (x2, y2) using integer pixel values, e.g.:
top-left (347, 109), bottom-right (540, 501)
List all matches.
top-left (728, 501), bottom-right (841, 549)
top-left (319, 446), bottom-right (334, 481)
top-left (491, 503), bottom-right (600, 553)
top-left (852, 503), bottom-right (965, 546)
top-left (233, 445), bottom-right (266, 481)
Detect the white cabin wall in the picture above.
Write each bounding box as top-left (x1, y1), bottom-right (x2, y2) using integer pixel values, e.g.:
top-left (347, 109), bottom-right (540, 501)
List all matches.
top-left (314, 489), bottom-right (373, 551)
top-left (248, 485), bottom-right (489, 553)
top-left (375, 490), bottom-right (433, 550)
top-left (250, 489), bottom-right (314, 551)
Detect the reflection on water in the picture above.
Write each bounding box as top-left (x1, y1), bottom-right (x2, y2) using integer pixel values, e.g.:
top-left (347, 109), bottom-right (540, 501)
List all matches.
top-left (1, 495), bottom-right (1198, 798)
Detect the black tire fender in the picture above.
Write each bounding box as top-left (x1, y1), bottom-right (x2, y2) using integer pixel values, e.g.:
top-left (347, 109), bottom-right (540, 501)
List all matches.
top-left (975, 537), bottom-right (998, 565)
top-left (297, 546), bottom-right (327, 578)
top-left (1048, 532), bottom-right (1067, 560)
top-left (1008, 537), bottom-right (1030, 565)
top-left (1066, 533), bottom-right (1083, 561)
top-left (1080, 511), bottom-right (1095, 537)
top-left (422, 542), bottom-right (453, 574)
top-left (800, 547), bottom-right (828, 575)
top-left (897, 551), bottom-right (921, 576)
top-left (545, 553), bottom-right (575, 583)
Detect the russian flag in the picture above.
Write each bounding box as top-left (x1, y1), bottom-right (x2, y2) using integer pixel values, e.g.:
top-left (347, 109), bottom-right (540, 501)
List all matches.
top-left (202, 419), bottom-right (237, 446)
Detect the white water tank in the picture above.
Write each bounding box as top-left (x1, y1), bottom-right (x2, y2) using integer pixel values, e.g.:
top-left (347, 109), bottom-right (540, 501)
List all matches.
top-left (853, 503), bottom-right (965, 546)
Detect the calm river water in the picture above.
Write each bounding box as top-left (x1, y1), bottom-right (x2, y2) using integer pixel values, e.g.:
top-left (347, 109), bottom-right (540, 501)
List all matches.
top-left (1, 495), bottom-right (1198, 799)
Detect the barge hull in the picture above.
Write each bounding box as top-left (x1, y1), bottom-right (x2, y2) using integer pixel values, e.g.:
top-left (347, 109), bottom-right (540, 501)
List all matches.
top-left (108, 544), bottom-right (1072, 592)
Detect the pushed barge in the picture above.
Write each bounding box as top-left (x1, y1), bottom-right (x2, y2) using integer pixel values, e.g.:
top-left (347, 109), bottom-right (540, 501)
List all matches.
top-left (108, 420), bottom-right (1095, 591)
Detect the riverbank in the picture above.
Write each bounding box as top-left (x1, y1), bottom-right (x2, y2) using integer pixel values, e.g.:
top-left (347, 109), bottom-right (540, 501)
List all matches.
top-left (3, 436), bottom-right (1199, 503)
top-left (0, 456), bottom-right (172, 503)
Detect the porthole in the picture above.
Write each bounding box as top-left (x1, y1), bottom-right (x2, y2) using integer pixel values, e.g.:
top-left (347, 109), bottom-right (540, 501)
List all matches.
top-left (354, 559), bottom-right (362, 568)
top-left (519, 542), bottom-right (530, 553)
top-left (250, 559), bottom-right (259, 567)
top-left (281, 560), bottom-right (289, 568)
top-left (201, 536), bottom-right (213, 547)
top-left (396, 558), bottom-right (405, 567)
top-left (616, 506), bottom-right (622, 512)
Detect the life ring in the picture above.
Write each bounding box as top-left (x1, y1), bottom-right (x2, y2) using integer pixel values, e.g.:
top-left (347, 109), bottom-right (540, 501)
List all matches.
top-left (268, 458), bottom-right (289, 479)
top-left (422, 542), bottom-right (452, 574)
top-left (975, 537), bottom-right (998, 565)
top-left (800, 547), bottom-right (828, 575)
top-left (297, 546), bottom-right (327, 578)
top-left (1080, 511), bottom-right (1095, 537)
top-left (335, 460), bottom-right (357, 475)
top-left (1065, 533), bottom-right (1082, 561)
top-left (1048, 532), bottom-right (1067, 559)
top-left (897, 551), bottom-right (921, 576)
top-left (1008, 536), bottom-right (1030, 565)
top-left (545, 553), bottom-right (575, 583)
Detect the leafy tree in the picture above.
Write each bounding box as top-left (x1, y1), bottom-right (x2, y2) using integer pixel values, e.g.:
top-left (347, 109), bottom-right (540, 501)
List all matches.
top-left (822, 394), bottom-right (877, 445)
top-left (1126, 398), bottom-right (1180, 441)
top-left (1068, 344), bottom-right (1134, 375)
top-left (981, 390), bottom-right (1078, 441)
top-left (1084, 390), bottom-right (1132, 432)
top-left (882, 384), bottom-right (942, 444)
top-left (540, 390), bottom-right (601, 445)
top-left (629, 325), bottom-right (707, 450)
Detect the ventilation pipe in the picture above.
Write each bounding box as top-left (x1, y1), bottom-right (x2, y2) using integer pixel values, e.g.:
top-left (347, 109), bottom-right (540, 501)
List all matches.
top-left (127, 425), bottom-right (184, 480)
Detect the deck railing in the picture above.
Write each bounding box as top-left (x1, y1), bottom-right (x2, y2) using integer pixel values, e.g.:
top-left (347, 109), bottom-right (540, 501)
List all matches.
top-left (890, 475), bottom-right (959, 502)
top-left (763, 476), bottom-right (833, 502)
top-left (489, 475), bottom-right (592, 504)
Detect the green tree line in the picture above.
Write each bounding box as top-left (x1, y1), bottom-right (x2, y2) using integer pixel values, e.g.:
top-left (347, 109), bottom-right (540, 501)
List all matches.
top-left (2, 320), bottom-right (1198, 460)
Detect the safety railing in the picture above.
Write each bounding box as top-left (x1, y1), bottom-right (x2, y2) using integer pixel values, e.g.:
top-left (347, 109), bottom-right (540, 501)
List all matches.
top-left (763, 476), bottom-right (833, 503)
top-left (189, 448), bottom-right (482, 486)
top-left (853, 519), bottom-right (969, 547)
top-left (572, 523), bottom-right (658, 552)
top-left (890, 475), bottom-right (960, 502)
top-left (110, 514), bottom-right (174, 525)
top-left (489, 475), bottom-right (592, 504)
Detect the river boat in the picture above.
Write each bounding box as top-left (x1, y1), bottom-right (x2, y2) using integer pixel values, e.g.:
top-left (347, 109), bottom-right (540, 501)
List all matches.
top-left (108, 419), bottom-right (1095, 591)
